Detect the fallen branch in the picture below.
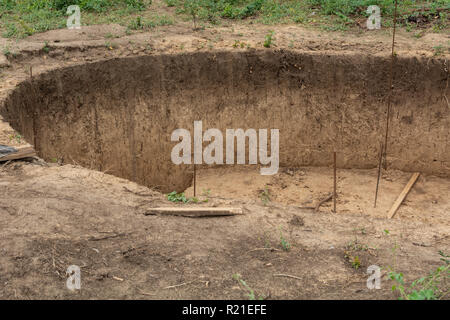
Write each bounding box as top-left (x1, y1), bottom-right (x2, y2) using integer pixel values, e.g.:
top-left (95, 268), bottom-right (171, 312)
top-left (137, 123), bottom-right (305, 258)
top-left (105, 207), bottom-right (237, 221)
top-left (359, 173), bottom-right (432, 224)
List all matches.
top-left (112, 276), bottom-right (124, 282)
top-left (247, 247), bottom-right (281, 254)
top-left (297, 193), bottom-right (334, 211)
top-left (144, 207), bottom-right (243, 217)
top-left (88, 232), bottom-right (127, 241)
top-left (137, 288), bottom-right (155, 296)
top-left (315, 193), bottom-right (333, 212)
top-left (164, 279), bottom-right (199, 289)
top-left (273, 273), bottom-right (303, 281)
top-left (412, 242), bottom-right (431, 247)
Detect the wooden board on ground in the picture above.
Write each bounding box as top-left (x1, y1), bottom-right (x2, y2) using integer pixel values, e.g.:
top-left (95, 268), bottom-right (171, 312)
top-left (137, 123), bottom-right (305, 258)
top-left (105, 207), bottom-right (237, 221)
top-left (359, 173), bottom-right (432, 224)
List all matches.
top-left (144, 207), bottom-right (243, 217)
top-left (0, 147), bottom-right (36, 162)
top-left (388, 172), bottom-right (420, 219)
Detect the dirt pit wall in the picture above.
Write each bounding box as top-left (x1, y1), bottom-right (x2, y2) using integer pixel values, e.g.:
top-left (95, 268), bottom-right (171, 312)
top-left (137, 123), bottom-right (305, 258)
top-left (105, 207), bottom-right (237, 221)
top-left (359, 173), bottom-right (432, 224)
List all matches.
top-left (1, 50), bottom-right (448, 192)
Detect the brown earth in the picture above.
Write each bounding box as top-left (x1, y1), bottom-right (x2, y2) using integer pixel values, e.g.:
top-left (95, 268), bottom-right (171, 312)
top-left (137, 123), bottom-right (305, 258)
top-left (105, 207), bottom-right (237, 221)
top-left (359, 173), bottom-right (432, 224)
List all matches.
top-left (1, 48), bottom-right (448, 192)
top-left (0, 22), bottom-right (448, 300)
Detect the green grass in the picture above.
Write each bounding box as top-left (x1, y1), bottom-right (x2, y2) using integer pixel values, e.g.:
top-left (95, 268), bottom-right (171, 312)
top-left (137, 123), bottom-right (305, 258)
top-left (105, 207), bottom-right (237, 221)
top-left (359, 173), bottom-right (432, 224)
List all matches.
top-left (0, 0), bottom-right (153, 38)
top-left (126, 14), bottom-right (174, 30)
top-left (0, 0), bottom-right (448, 38)
top-left (167, 0), bottom-right (449, 30)
top-left (388, 251), bottom-right (449, 300)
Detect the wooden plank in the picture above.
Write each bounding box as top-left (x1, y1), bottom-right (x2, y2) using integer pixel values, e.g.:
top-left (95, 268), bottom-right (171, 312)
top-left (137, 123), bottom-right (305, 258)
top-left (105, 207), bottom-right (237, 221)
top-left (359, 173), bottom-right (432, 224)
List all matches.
top-left (144, 207), bottom-right (243, 217)
top-left (0, 147), bottom-right (36, 161)
top-left (388, 172), bottom-right (420, 219)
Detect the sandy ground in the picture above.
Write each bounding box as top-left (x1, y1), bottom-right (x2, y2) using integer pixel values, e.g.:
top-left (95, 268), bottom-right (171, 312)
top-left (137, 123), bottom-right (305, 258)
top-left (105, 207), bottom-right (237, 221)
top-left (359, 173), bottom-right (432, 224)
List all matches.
top-left (0, 20), bottom-right (448, 299)
top-left (185, 166), bottom-right (450, 224)
top-left (0, 160), bottom-right (448, 299)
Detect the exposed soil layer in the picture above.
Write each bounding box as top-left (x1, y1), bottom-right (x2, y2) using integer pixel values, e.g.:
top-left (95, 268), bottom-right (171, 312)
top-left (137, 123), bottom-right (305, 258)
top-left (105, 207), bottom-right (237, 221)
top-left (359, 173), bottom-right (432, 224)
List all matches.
top-left (1, 51), bottom-right (449, 192)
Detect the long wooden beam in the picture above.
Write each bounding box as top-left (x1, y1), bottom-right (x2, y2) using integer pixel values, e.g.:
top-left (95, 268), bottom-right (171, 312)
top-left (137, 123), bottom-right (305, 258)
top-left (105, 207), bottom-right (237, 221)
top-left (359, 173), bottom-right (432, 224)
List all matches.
top-left (388, 172), bottom-right (420, 219)
top-left (0, 147), bottom-right (36, 161)
top-left (144, 207), bottom-right (243, 217)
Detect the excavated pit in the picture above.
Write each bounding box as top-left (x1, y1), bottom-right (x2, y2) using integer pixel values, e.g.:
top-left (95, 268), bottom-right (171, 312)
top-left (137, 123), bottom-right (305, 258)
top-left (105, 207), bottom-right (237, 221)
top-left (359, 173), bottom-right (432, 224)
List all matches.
top-left (1, 51), bottom-right (449, 193)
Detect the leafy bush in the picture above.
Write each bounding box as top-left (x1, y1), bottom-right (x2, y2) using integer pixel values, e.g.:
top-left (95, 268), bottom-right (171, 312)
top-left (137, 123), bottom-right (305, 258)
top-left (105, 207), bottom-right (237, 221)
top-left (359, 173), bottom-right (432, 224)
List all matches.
top-left (389, 251), bottom-right (449, 300)
top-left (0, 0), bottom-right (153, 38)
top-left (0, 0), bottom-right (151, 13)
top-left (167, 191), bottom-right (197, 203)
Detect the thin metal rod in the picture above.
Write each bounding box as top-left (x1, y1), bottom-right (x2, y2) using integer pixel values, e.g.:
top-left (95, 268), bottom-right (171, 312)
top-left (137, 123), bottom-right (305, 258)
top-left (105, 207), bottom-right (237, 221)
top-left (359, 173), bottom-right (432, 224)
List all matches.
top-left (29, 65), bottom-right (38, 149)
top-left (193, 164), bottom-right (196, 197)
top-left (374, 142), bottom-right (384, 208)
top-left (383, 0), bottom-right (398, 170)
top-left (333, 151), bottom-right (337, 213)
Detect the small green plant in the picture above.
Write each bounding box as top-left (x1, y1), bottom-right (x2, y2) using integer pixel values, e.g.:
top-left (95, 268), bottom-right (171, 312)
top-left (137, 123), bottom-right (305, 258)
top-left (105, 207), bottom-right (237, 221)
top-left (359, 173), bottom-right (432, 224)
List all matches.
top-left (2, 46), bottom-right (11, 57)
top-left (344, 239), bottom-right (368, 270)
top-left (433, 45), bottom-right (444, 56)
top-left (232, 274), bottom-right (264, 300)
top-left (343, 251), bottom-right (361, 270)
top-left (164, 0), bottom-right (178, 7)
top-left (414, 31), bottom-right (424, 39)
top-left (167, 191), bottom-right (189, 203)
top-left (439, 250), bottom-right (450, 264)
top-left (9, 133), bottom-right (22, 144)
top-left (104, 41), bottom-right (118, 49)
top-left (167, 191), bottom-right (199, 203)
top-left (42, 41), bottom-right (50, 53)
top-left (201, 189), bottom-right (211, 202)
top-left (125, 0), bottom-right (148, 11)
top-left (388, 251), bottom-right (449, 300)
top-left (184, 0), bottom-right (201, 30)
top-left (346, 239), bottom-right (368, 252)
top-left (279, 227), bottom-right (290, 251)
top-left (351, 256), bottom-right (361, 269)
top-left (105, 32), bottom-right (118, 39)
top-left (259, 186), bottom-right (270, 205)
top-left (263, 31), bottom-right (274, 48)
top-left (190, 197), bottom-right (199, 203)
